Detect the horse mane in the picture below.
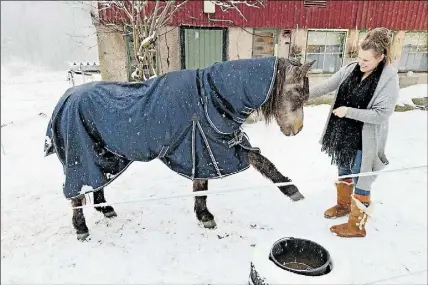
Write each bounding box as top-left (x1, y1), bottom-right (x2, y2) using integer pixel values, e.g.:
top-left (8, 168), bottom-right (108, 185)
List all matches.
top-left (257, 57), bottom-right (301, 124)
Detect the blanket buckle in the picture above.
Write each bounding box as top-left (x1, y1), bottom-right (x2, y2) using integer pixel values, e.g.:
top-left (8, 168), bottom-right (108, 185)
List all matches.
top-left (227, 131), bottom-right (244, 148)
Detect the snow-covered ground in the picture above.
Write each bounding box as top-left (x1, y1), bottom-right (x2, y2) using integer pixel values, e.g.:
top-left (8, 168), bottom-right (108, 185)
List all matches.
top-left (396, 84), bottom-right (428, 107)
top-left (1, 64), bottom-right (427, 284)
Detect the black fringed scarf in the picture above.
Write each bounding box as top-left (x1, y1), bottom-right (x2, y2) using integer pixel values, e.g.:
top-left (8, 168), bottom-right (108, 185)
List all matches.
top-left (321, 60), bottom-right (385, 167)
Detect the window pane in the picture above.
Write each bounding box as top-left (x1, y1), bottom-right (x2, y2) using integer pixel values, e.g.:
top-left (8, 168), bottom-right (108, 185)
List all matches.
top-left (306, 53), bottom-right (324, 72)
top-left (403, 33), bottom-right (420, 46)
top-left (420, 53), bottom-right (428, 71)
top-left (417, 33), bottom-right (427, 51)
top-left (323, 54), bottom-right (342, 73)
top-left (254, 32), bottom-right (274, 43)
top-left (325, 32), bottom-right (345, 53)
top-left (400, 32), bottom-right (428, 71)
top-left (398, 49), bottom-right (409, 71)
top-left (306, 31), bottom-right (345, 73)
top-left (252, 29), bottom-right (276, 57)
top-left (326, 32), bottom-right (345, 45)
top-left (417, 33), bottom-right (428, 47)
top-left (409, 45), bottom-right (419, 52)
top-left (307, 45), bottom-right (325, 53)
top-left (407, 53), bottom-right (418, 70)
top-left (325, 45), bottom-right (342, 53)
top-left (418, 45), bottom-right (428, 53)
top-left (410, 53), bottom-right (427, 71)
top-left (307, 31), bottom-right (326, 45)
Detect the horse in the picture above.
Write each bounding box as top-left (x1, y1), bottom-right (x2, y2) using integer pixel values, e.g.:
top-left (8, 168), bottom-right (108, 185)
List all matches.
top-left (44, 56), bottom-right (315, 240)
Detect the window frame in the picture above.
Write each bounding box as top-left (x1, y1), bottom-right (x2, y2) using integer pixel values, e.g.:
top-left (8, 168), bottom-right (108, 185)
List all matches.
top-left (399, 31), bottom-right (428, 72)
top-left (305, 29), bottom-right (348, 74)
top-left (251, 28), bottom-right (279, 58)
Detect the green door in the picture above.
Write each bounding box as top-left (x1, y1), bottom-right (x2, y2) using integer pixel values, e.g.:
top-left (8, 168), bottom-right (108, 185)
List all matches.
top-left (182, 28), bottom-right (226, 70)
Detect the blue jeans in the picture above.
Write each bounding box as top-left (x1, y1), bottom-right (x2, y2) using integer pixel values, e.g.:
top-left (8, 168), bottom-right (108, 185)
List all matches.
top-left (337, 150), bottom-right (370, 196)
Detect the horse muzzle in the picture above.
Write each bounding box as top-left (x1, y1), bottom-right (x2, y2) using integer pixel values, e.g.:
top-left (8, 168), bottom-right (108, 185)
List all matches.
top-left (281, 123), bottom-right (303, 136)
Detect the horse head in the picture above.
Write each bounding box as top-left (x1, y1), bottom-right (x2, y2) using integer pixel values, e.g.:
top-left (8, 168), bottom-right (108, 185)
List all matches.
top-left (259, 58), bottom-right (315, 136)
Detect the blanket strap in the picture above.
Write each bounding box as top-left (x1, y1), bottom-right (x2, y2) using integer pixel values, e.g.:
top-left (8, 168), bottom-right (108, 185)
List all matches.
top-left (227, 130), bottom-right (244, 148)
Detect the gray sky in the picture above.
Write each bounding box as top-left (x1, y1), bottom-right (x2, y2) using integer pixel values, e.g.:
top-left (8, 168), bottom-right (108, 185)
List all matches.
top-left (1, 1), bottom-right (99, 70)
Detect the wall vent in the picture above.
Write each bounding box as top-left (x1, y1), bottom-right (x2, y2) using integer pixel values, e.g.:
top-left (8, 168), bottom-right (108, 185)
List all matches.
top-left (203, 1), bottom-right (216, 13)
top-left (303, 0), bottom-right (327, 8)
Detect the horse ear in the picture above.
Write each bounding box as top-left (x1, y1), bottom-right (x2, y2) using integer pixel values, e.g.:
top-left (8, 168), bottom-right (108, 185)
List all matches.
top-left (300, 60), bottom-right (316, 76)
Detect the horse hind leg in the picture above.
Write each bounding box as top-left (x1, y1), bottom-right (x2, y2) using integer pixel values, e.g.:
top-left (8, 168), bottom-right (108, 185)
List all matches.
top-left (71, 197), bottom-right (90, 241)
top-left (93, 189), bottom-right (117, 218)
top-left (193, 180), bottom-right (216, 229)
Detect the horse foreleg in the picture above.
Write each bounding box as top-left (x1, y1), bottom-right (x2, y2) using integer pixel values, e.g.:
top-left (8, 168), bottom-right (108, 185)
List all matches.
top-left (93, 189), bottom-right (117, 218)
top-left (248, 151), bottom-right (304, 201)
top-left (71, 196), bottom-right (90, 240)
top-left (193, 180), bottom-right (216, 229)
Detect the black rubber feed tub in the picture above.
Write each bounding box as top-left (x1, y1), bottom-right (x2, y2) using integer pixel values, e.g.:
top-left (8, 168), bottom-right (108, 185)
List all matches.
top-left (269, 237), bottom-right (332, 277)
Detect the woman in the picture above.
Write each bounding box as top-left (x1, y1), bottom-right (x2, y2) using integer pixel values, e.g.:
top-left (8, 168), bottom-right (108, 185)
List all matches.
top-left (309, 27), bottom-right (399, 238)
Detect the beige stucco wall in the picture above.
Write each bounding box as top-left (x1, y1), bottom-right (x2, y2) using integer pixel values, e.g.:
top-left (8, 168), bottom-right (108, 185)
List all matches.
top-left (342, 29), bottom-right (359, 66)
top-left (157, 26), bottom-right (181, 73)
top-left (277, 30), bottom-right (291, 58)
top-left (228, 27), bottom-right (253, 60)
top-left (390, 31), bottom-right (406, 68)
top-left (95, 28), bottom-right (128, 81)
top-left (290, 29), bottom-right (308, 63)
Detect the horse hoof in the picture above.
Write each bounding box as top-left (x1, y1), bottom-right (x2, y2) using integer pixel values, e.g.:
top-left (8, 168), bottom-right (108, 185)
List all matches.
top-left (289, 191), bottom-right (305, 201)
top-left (104, 210), bottom-right (117, 218)
top-left (76, 232), bottom-right (90, 241)
top-left (203, 220), bottom-right (217, 229)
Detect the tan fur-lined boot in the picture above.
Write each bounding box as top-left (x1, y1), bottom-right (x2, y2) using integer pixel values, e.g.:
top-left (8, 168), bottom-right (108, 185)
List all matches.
top-left (324, 179), bottom-right (354, 219)
top-left (330, 194), bottom-right (373, 238)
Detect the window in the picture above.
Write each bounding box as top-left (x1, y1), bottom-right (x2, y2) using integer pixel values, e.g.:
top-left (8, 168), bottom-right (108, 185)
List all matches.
top-left (399, 32), bottom-right (428, 72)
top-left (252, 29), bottom-right (278, 58)
top-left (306, 31), bottom-right (346, 73)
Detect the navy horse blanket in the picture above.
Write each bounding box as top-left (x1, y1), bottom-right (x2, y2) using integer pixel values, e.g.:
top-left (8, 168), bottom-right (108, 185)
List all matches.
top-left (44, 57), bottom-right (278, 199)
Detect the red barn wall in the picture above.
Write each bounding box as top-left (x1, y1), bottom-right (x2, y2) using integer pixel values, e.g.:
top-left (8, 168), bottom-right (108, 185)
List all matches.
top-left (99, 1), bottom-right (428, 30)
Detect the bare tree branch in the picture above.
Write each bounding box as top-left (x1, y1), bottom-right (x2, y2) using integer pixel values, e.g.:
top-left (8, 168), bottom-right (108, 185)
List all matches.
top-left (160, 0), bottom-right (189, 28)
top-left (210, 0), bottom-right (265, 21)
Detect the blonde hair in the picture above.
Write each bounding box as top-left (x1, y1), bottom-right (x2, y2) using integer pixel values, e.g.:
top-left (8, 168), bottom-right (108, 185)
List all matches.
top-left (360, 27), bottom-right (393, 64)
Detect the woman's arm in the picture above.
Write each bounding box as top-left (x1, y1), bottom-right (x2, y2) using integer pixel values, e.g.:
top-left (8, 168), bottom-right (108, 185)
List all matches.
top-left (344, 74), bottom-right (400, 124)
top-left (309, 64), bottom-right (350, 98)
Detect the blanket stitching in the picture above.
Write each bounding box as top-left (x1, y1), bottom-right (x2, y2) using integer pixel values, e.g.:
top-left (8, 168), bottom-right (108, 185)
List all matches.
top-left (196, 120), bottom-right (222, 177)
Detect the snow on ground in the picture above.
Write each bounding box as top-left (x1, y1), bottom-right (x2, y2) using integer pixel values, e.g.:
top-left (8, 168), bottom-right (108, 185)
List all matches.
top-left (1, 65), bottom-right (427, 284)
top-left (396, 83), bottom-right (428, 107)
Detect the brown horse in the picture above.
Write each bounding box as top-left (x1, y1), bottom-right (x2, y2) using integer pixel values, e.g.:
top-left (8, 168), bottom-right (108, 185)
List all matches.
top-left (46, 57), bottom-right (315, 240)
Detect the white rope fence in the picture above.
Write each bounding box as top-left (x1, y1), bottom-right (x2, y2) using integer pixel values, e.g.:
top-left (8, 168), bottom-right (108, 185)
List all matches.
top-left (72, 164), bottom-right (427, 210)
top-left (71, 164), bottom-right (428, 284)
